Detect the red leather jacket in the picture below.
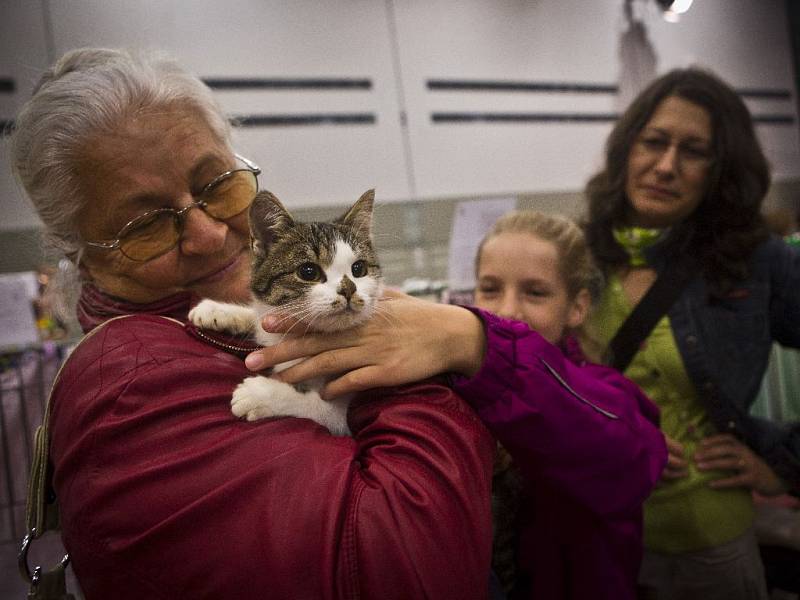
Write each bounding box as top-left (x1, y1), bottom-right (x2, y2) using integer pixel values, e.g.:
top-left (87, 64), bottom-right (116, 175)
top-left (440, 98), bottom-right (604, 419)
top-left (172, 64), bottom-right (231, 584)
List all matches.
top-left (51, 286), bottom-right (494, 600)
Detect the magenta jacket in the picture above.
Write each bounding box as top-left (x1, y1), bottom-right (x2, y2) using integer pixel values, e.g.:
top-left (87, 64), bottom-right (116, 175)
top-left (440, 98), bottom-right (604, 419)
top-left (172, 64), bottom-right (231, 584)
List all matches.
top-left (452, 308), bottom-right (667, 600)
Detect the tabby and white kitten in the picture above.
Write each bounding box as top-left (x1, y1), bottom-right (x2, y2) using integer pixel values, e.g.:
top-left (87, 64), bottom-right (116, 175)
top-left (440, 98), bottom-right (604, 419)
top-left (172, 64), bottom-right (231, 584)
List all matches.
top-left (189, 189), bottom-right (383, 436)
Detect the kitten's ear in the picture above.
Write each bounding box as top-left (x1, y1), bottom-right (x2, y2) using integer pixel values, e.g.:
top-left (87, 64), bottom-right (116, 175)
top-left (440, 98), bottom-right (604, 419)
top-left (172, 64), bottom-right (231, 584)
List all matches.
top-left (337, 189), bottom-right (375, 238)
top-left (249, 191), bottom-right (295, 254)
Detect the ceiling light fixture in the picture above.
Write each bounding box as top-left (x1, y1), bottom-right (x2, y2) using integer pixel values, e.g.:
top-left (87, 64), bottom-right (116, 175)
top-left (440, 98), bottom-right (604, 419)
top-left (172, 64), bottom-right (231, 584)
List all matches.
top-left (655, 0), bottom-right (694, 22)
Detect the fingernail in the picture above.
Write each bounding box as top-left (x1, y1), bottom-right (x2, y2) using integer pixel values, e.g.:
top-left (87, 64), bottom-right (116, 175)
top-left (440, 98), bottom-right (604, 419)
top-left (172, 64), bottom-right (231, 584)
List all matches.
top-left (262, 317), bottom-right (277, 331)
top-left (245, 353), bottom-right (265, 370)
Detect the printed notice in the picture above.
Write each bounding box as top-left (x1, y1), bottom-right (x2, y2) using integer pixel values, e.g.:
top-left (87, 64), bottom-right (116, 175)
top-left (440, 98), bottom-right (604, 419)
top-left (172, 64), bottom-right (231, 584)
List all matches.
top-left (0, 271), bottom-right (40, 349)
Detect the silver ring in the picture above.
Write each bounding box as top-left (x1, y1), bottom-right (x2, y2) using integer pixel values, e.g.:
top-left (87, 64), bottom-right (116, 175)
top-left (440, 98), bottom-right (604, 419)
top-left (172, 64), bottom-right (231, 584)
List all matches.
top-left (18, 528), bottom-right (70, 584)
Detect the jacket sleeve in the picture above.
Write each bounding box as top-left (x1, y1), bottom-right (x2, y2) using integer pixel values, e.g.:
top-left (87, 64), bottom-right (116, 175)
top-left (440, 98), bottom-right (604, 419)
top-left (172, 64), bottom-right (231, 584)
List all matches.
top-left (451, 308), bottom-right (667, 519)
top-left (346, 382), bottom-right (495, 599)
top-left (49, 316), bottom-right (494, 600)
top-left (748, 417), bottom-right (800, 496)
top-left (769, 238), bottom-right (800, 349)
top-left (756, 239), bottom-right (800, 494)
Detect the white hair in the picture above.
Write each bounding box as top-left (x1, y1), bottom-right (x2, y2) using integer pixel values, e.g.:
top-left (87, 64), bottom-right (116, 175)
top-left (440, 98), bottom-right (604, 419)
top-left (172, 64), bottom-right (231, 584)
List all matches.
top-left (9, 47), bottom-right (232, 316)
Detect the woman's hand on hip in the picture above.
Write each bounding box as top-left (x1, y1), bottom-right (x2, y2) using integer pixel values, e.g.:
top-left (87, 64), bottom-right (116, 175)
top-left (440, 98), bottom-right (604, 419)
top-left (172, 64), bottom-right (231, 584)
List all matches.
top-left (660, 434), bottom-right (690, 481)
top-left (244, 289), bottom-right (487, 399)
top-left (695, 433), bottom-right (788, 496)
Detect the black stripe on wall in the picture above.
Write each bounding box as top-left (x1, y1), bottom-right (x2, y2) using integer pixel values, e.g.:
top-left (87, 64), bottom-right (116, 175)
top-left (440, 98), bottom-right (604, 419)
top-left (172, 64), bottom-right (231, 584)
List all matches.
top-left (205, 78), bottom-right (372, 90)
top-left (432, 112), bottom-right (618, 123)
top-left (0, 78), bottom-right (14, 93)
top-left (432, 112), bottom-right (795, 125)
top-left (0, 114), bottom-right (378, 134)
top-left (231, 113), bottom-right (376, 127)
top-left (427, 79), bottom-right (792, 103)
top-left (428, 79), bottom-right (617, 94)
top-left (737, 88), bottom-right (792, 100)
top-left (752, 114), bottom-right (795, 124)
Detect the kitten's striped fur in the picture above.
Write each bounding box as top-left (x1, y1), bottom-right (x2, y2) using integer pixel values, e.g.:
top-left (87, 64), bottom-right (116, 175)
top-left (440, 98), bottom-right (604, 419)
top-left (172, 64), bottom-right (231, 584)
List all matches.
top-left (189, 189), bottom-right (383, 435)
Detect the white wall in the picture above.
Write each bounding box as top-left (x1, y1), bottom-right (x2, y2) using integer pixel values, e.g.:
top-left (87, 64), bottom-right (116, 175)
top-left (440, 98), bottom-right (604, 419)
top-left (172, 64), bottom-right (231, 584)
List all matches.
top-left (394, 0), bottom-right (799, 197)
top-left (1, 0), bottom-right (798, 231)
top-left (1, 2), bottom-right (50, 231)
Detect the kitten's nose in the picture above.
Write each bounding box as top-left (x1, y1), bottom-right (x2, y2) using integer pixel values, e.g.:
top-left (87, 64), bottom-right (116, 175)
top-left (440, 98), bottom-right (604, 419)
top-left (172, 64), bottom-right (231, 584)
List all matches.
top-left (337, 276), bottom-right (356, 301)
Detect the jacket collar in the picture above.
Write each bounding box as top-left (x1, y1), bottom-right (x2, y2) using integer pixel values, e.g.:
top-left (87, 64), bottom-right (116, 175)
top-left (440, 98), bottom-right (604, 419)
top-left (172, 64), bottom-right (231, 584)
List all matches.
top-left (77, 283), bottom-right (194, 333)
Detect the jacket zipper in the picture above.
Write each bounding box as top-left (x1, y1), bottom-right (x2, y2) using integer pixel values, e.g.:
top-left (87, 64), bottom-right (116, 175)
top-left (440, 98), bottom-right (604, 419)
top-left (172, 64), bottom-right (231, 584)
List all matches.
top-left (539, 358), bottom-right (619, 419)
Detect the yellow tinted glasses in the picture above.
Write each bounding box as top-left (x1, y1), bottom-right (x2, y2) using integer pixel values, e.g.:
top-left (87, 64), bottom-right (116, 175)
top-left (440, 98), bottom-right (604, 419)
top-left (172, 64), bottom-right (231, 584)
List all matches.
top-left (86, 154), bottom-right (260, 261)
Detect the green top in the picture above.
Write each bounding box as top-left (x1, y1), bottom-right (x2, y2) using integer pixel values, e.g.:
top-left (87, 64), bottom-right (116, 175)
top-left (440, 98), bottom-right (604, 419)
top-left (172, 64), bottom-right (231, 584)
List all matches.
top-left (587, 273), bottom-right (753, 554)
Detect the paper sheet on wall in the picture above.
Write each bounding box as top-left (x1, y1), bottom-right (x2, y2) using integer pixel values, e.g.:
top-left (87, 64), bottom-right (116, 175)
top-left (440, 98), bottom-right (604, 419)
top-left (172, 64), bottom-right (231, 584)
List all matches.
top-left (447, 196), bottom-right (517, 293)
top-left (0, 271), bottom-right (40, 350)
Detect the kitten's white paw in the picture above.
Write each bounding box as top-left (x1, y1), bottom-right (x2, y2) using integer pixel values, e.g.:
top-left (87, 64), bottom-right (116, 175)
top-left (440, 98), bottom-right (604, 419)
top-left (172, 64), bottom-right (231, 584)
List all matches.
top-left (189, 299), bottom-right (254, 334)
top-left (231, 377), bottom-right (281, 421)
top-left (230, 376), bottom-right (351, 436)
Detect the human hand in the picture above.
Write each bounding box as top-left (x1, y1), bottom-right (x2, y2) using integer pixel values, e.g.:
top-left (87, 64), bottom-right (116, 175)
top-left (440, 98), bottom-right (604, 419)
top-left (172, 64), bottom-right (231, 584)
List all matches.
top-left (244, 289), bottom-right (487, 399)
top-left (694, 433), bottom-right (787, 496)
top-left (660, 434), bottom-right (689, 481)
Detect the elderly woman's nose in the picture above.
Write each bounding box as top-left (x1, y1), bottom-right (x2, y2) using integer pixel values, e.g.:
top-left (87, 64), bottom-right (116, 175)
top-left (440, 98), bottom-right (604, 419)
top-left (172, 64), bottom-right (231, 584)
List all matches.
top-left (180, 204), bottom-right (228, 255)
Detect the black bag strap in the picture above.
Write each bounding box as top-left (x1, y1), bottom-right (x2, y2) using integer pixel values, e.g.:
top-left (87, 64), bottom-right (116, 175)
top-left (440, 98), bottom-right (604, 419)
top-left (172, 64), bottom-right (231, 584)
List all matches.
top-left (605, 259), bottom-right (697, 372)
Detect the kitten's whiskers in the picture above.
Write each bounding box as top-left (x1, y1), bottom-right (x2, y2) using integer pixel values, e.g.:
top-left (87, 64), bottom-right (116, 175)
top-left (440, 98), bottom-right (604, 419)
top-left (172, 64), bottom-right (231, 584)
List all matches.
top-left (371, 302), bottom-right (402, 329)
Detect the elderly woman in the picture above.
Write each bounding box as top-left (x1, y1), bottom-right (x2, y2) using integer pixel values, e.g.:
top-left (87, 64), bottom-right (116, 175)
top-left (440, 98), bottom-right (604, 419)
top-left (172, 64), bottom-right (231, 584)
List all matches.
top-left (583, 68), bottom-right (800, 600)
top-left (11, 47), bottom-right (495, 600)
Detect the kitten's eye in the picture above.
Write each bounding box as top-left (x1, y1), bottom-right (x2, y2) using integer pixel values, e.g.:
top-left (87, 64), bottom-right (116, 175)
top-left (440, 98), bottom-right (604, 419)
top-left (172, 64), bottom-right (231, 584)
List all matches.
top-left (351, 260), bottom-right (367, 278)
top-left (297, 262), bottom-right (322, 282)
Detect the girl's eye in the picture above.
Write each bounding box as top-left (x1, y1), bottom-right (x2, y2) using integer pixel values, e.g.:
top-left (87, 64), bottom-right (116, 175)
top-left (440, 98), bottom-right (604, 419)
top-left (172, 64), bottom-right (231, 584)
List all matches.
top-left (351, 260), bottom-right (367, 278)
top-left (524, 289), bottom-right (547, 298)
top-left (297, 262), bottom-right (322, 282)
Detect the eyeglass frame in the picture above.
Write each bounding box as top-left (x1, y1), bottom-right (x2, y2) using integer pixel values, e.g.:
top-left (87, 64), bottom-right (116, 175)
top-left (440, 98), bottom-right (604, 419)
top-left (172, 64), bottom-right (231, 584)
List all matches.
top-left (85, 153), bottom-right (261, 261)
top-left (631, 130), bottom-right (715, 173)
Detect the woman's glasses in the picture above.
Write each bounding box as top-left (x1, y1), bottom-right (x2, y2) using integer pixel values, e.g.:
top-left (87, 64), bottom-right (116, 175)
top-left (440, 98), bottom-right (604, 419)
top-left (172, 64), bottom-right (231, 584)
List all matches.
top-left (633, 132), bottom-right (714, 173)
top-left (85, 154), bottom-right (261, 262)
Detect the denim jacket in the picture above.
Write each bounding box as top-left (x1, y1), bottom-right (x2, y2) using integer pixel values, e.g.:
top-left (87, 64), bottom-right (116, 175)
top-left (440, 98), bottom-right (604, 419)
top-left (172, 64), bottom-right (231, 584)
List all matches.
top-left (651, 236), bottom-right (800, 493)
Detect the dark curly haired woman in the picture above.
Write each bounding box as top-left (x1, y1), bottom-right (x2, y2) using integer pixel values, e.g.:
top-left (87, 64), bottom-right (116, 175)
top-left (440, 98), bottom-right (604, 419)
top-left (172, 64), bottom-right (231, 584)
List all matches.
top-left (584, 67), bottom-right (800, 600)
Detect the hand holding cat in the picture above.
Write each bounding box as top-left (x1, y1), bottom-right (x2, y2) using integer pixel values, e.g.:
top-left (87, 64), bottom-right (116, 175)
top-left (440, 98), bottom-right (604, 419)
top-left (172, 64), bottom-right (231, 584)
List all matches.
top-left (244, 289), bottom-right (486, 399)
top-left (694, 433), bottom-right (787, 496)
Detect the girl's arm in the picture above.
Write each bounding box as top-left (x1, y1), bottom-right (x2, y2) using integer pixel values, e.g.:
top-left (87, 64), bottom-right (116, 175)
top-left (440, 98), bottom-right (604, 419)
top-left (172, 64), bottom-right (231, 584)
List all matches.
top-left (452, 308), bottom-right (667, 519)
top-left (245, 291), bottom-right (667, 517)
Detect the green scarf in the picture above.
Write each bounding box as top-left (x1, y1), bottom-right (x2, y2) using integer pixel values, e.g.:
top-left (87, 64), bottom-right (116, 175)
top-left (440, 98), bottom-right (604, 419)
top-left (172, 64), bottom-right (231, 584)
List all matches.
top-left (612, 227), bottom-right (665, 267)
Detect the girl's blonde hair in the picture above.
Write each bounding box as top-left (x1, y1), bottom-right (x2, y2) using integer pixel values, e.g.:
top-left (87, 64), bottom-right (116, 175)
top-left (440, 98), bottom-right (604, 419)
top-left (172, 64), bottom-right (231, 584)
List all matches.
top-left (475, 210), bottom-right (603, 301)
